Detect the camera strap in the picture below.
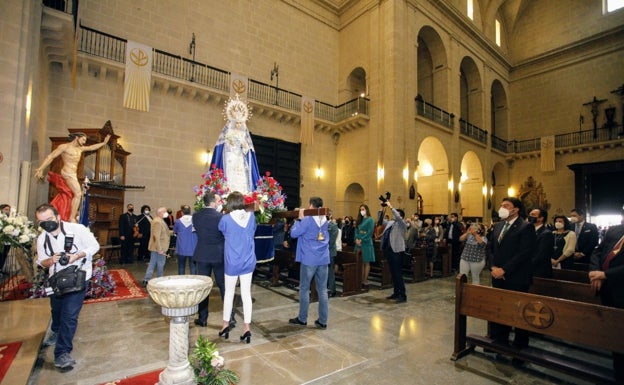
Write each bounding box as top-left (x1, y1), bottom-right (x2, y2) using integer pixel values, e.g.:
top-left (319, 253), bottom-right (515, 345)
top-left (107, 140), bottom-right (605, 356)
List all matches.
top-left (44, 222), bottom-right (67, 257)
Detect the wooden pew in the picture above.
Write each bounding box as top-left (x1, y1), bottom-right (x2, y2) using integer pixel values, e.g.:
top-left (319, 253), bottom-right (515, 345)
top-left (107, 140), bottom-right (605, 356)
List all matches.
top-left (405, 248), bottom-right (427, 282)
top-left (335, 251), bottom-right (362, 296)
top-left (370, 248), bottom-right (393, 289)
top-left (452, 274), bottom-right (624, 384)
top-left (552, 268), bottom-right (590, 284)
top-left (438, 245), bottom-right (453, 277)
top-left (529, 277), bottom-right (600, 305)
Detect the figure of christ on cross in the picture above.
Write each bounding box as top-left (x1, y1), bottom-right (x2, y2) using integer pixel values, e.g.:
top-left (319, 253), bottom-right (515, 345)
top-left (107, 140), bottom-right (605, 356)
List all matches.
top-left (583, 96), bottom-right (607, 137)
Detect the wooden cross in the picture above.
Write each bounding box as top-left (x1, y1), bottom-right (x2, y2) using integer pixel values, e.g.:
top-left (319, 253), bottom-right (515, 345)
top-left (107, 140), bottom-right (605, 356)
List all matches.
top-left (583, 96), bottom-right (607, 137)
top-left (274, 208), bottom-right (329, 219)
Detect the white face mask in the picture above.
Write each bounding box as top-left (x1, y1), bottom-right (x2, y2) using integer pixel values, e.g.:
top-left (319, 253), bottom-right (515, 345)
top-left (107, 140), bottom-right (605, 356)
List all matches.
top-left (144, 210), bottom-right (150, 215)
top-left (360, 210), bottom-right (366, 217)
top-left (216, 204), bottom-right (223, 212)
top-left (163, 212), bottom-right (169, 218)
top-left (554, 222), bottom-right (564, 230)
top-left (498, 207), bottom-right (510, 220)
top-left (569, 217), bottom-right (578, 224)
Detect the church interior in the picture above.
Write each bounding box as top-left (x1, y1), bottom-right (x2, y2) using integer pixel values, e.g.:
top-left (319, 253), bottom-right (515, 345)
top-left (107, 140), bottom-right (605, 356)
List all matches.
top-left (1, 0), bottom-right (624, 384)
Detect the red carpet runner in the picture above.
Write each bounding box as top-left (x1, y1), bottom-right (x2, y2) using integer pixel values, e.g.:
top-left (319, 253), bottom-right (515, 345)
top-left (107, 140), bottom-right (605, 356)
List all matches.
top-left (85, 269), bottom-right (147, 304)
top-left (0, 341), bottom-right (22, 383)
top-left (100, 369), bottom-right (162, 385)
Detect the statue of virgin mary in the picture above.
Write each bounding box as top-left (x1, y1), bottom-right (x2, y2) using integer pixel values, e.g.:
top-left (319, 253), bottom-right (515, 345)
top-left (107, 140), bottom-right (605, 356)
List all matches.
top-left (210, 94), bottom-right (261, 194)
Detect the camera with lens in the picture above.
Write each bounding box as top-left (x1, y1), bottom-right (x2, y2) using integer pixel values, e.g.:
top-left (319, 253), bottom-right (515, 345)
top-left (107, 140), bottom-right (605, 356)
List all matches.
top-left (58, 252), bottom-right (69, 266)
top-left (378, 191), bottom-right (392, 207)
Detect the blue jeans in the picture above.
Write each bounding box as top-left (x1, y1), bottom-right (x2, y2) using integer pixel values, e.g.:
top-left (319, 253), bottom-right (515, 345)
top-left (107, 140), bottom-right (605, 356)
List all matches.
top-left (298, 264), bottom-right (328, 324)
top-left (50, 286), bottom-right (86, 358)
top-left (177, 254), bottom-right (197, 275)
top-left (144, 251), bottom-right (166, 281)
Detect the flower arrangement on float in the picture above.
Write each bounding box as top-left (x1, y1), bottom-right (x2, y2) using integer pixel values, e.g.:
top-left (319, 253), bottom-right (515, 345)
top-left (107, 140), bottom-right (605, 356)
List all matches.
top-left (190, 335), bottom-right (239, 385)
top-left (193, 164), bottom-right (231, 211)
top-left (248, 171), bottom-right (287, 224)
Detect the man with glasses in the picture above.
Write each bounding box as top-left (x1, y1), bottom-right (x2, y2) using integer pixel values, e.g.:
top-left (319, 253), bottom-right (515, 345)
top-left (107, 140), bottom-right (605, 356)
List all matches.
top-left (35, 203), bottom-right (99, 371)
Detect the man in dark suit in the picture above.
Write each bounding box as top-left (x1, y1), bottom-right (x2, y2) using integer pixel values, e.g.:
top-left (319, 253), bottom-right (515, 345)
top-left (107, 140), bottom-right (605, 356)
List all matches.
top-left (529, 208), bottom-right (553, 278)
top-left (589, 212), bottom-right (624, 382)
top-left (192, 193), bottom-right (235, 328)
top-left (570, 208), bottom-right (599, 267)
top-left (445, 212), bottom-right (462, 271)
top-left (118, 204), bottom-right (137, 264)
top-left (488, 197), bottom-right (536, 356)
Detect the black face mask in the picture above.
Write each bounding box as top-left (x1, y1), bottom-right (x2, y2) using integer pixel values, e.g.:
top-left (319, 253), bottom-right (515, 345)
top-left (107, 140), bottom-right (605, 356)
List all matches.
top-left (527, 216), bottom-right (537, 224)
top-left (40, 220), bottom-right (60, 233)
top-left (128, 208), bottom-right (134, 213)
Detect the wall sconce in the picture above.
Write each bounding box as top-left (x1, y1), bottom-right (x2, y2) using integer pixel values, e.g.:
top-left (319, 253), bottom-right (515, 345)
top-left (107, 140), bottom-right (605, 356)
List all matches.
top-left (448, 179), bottom-right (454, 192)
top-left (201, 151), bottom-right (212, 166)
top-left (507, 187), bottom-right (516, 197)
top-left (413, 171), bottom-right (418, 181)
top-left (377, 166), bottom-right (385, 182)
top-left (402, 167), bottom-right (409, 183)
top-left (482, 184), bottom-right (488, 197)
top-left (315, 167), bottom-right (323, 179)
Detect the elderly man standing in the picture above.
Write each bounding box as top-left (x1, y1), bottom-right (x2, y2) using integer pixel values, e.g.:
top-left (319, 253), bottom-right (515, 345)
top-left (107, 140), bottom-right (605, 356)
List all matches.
top-left (142, 207), bottom-right (170, 286)
top-left (288, 196), bottom-right (330, 329)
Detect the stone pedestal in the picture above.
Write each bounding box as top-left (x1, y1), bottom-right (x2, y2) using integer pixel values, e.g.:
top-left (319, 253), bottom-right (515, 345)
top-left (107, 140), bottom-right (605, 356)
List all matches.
top-left (147, 275), bottom-right (213, 385)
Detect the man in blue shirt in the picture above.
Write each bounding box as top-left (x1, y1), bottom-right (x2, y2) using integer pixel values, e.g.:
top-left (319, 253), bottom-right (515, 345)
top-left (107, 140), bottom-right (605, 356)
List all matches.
top-left (288, 197), bottom-right (330, 329)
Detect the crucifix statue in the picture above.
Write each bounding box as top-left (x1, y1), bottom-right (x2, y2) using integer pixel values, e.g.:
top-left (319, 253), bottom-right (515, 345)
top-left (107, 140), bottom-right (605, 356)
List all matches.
top-left (583, 96), bottom-right (607, 138)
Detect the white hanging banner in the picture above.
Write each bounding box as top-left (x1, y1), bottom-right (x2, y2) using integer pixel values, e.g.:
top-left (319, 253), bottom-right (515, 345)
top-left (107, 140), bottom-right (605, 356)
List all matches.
top-left (123, 41), bottom-right (152, 112)
top-left (541, 135), bottom-right (555, 172)
top-left (230, 73), bottom-right (248, 99)
top-left (300, 96), bottom-right (315, 145)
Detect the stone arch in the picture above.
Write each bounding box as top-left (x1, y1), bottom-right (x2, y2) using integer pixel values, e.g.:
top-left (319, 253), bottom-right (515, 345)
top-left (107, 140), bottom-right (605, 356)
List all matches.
top-left (459, 151), bottom-right (484, 218)
top-left (344, 182), bottom-right (366, 218)
top-left (416, 136), bottom-right (449, 214)
top-left (460, 56), bottom-right (483, 128)
top-left (346, 67), bottom-right (367, 99)
top-left (491, 161), bottom-right (508, 213)
top-left (417, 26), bottom-right (449, 109)
top-left (490, 79), bottom-right (508, 139)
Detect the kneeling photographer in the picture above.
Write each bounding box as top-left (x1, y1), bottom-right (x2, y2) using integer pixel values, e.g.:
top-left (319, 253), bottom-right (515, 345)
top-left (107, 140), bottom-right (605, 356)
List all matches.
top-left (35, 204), bottom-right (100, 371)
top-left (378, 195), bottom-right (409, 303)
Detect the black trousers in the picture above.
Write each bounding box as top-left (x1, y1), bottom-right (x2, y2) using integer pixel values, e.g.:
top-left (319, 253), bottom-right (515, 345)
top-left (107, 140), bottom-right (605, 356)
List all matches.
top-left (384, 249), bottom-right (406, 299)
top-left (120, 237), bottom-right (135, 264)
top-left (195, 261), bottom-right (234, 323)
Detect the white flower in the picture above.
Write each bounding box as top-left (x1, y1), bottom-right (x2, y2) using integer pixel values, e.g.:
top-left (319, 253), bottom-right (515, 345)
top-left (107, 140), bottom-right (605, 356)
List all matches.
top-left (211, 353), bottom-right (225, 368)
top-left (3, 225), bottom-right (15, 234)
top-left (18, 234), bottom-right (30, 244)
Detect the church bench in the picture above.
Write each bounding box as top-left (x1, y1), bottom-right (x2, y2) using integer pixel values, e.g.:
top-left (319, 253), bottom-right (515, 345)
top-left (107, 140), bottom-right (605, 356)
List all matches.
top-left (403, 248), bottom-right (427, 282)
top-left (452, 274), bottom-right (623, 384)
top-left (529, 277), bottom-right (600, 305)
top-left (335, 251), bottom-right (362, 296)
top-left (369, 248), bottom-right (393, 289)
top-left (551, 268), bottom-right (590, 284)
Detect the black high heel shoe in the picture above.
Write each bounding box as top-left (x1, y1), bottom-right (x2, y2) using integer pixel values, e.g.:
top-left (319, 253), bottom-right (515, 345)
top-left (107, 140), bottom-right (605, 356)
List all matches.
top-left (218, 326), bottom-right (230, 339)
top-left (240, 331), bottom-right (251, 344)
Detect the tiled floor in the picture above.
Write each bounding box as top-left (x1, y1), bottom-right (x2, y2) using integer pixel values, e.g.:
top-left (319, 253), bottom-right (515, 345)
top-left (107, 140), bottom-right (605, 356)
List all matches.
top-left (18, 259), bottom-right (603, 385)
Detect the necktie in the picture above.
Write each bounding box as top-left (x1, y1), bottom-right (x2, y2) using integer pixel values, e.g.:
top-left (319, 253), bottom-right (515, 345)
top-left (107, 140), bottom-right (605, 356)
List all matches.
top-left (498, 222), bottom-right (510, 243)
top-left (575, 223), bottom-right (581, 237)
top-left (602, 234), bottom-right (624, 271)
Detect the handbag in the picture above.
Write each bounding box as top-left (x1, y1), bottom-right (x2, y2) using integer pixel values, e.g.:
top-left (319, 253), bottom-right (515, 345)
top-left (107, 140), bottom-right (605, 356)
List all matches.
top-left (47, 259), bottom-right (87, 296)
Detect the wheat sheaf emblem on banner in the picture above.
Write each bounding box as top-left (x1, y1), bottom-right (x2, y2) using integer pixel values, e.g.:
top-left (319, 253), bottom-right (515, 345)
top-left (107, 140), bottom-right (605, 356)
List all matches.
top-left (303, 101), bottom-right (313, 113)
top-left (232, 80), bottom-right (246, 94)
top-left (129, 48), bottom-right (149, 67)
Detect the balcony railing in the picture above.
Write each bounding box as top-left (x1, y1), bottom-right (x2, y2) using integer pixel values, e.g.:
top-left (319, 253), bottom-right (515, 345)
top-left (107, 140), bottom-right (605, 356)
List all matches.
top-left (77, 24), bottom-right (368, 124)
top-left (415, 99), bottom-right (454, 129)
top-left (459, 119), bottom-right (487, 144)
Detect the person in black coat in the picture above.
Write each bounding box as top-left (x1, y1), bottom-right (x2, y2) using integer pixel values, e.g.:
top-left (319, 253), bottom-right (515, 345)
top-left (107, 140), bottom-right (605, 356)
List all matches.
top-left (444, 212), bottom-right (462, 271)
top-left (136, 205), bottom-right (152, 261)
top-left (589, 212), bottom-right (624, 382)
top-left (528, 208), bottom-right (553, 278)
top-left (569, 208), bottom-right (599, 267)
top-left (487, 197), bottom-right (536, 353)
top-left (118, 204), bottom-right (137, 264)
top-left (192, 192), bottom-right (234, 328)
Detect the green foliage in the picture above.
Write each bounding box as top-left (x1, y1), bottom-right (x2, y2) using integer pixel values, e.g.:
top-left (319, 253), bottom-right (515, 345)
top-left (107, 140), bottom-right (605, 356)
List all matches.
top-left (190, 335), bottom-right (239, 385)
